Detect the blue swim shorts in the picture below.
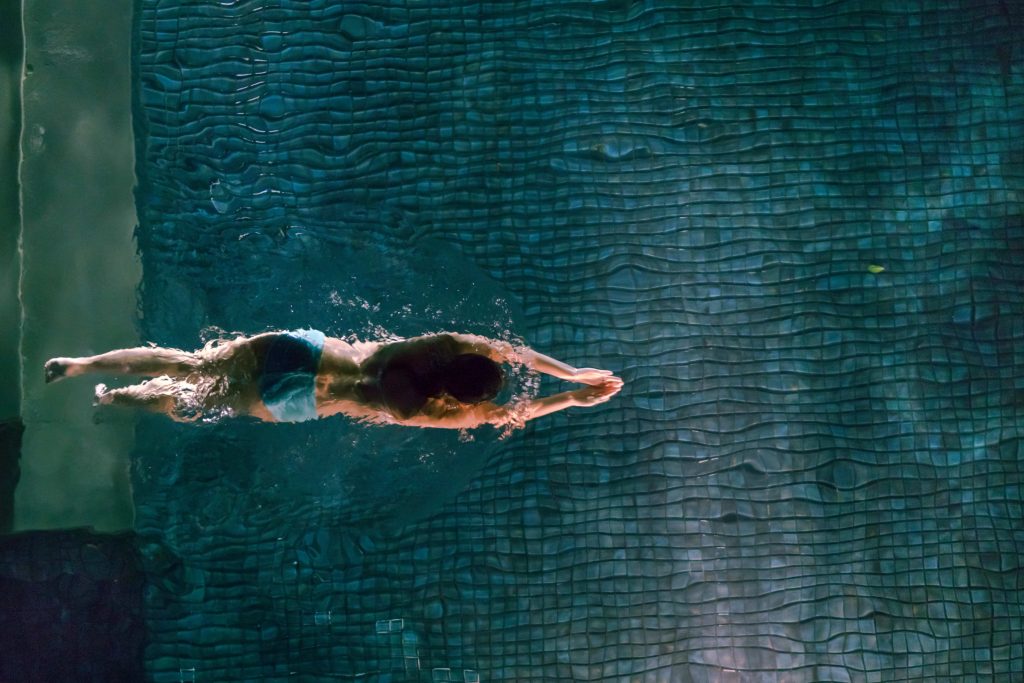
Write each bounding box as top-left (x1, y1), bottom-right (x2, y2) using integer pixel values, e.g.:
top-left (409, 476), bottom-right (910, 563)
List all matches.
top-left (258, 329), bottom-right (326, 422)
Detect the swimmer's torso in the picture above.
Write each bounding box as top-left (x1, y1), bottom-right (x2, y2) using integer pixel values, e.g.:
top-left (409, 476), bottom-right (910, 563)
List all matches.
top-left (313, 337), bottom-right (383, 420)
top-left (218, 332), bottom-right (463, 423)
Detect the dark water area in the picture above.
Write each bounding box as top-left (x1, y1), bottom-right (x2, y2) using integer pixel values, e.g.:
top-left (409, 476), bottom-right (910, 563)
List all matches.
top-left (0, 529), bottom-right (145, 683)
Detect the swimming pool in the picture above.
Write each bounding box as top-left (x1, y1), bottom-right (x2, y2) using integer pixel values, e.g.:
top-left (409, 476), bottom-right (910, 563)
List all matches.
top-left (8, 0), bottom-right (1024, 680)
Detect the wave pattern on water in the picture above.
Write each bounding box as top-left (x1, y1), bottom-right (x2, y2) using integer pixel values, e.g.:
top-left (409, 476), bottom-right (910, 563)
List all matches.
top-left (135, 0), bottom-right (1024, 681)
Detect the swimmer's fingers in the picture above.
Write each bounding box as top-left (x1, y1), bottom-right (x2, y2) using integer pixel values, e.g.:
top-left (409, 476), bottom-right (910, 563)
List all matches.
top-left (573, 367), bottom-right (616, 385)
top-left (572, 380), bottom-right (622, 406)
top-left (599, 378), bottom-right (623, 397)
top-left (591, 376), bottom-right (623, 393)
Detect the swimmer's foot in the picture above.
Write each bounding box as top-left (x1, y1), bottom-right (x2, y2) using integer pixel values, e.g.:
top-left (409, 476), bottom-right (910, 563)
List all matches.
top-left (94, 383), bottom-right (111, 405)
top-left (44, 358), bottom-right (72, 383)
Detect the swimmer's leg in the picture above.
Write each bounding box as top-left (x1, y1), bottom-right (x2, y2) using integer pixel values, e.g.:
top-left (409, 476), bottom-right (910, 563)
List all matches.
top-left (45, 347), bottom-right (200, 383)
top-left (94, 378), bottom-right (196, 422)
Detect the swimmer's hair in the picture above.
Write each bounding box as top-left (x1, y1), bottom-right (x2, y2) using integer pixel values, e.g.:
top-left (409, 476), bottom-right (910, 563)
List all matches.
top-left (379, 351), bottom-right (504, 419)
top-left (442, 354), bottom-right (504, 404)
top-left (380, 364), bottom-right (429, 419)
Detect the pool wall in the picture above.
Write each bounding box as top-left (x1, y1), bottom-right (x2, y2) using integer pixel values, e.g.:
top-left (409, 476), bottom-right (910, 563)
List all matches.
top-left (14, 0), bottom-right (140, 532)
top-left (134, 1), bottom-right (1024, 681)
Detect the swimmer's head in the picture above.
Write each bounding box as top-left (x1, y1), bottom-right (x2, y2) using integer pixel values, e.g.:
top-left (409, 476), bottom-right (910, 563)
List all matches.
top-left (443, 353), bottom-right (504, 404)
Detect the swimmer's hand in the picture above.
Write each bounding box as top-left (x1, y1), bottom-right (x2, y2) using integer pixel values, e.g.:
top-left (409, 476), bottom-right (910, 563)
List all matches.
top-left (572, 378), bottom-right (623, 406)
top-left (572, 367), bottom-right (617, 385)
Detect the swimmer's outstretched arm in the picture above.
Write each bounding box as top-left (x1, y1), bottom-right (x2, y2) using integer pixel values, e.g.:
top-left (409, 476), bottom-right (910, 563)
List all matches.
top-left (394, 377), bottom-right (623, 430)
top-left (523, 351), bottom-right (615, 385)
top-left (448, 333), bottom-right (616, 385)
top-left (514, 379), bottom-right (623, 422)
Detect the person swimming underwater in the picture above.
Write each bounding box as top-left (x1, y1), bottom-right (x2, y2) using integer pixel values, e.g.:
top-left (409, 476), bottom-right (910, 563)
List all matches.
top-left (44, 331), bottom-right (623, 428)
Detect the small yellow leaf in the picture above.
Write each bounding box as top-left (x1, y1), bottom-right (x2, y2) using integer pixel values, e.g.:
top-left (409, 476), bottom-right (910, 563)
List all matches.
top-left (867, 265), bottom-right (885, 274)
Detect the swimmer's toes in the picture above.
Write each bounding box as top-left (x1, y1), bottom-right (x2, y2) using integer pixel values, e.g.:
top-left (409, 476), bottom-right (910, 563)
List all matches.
top-left (44, 359), bottom-right (68, 383)
top-left (94, 384), bottom-right (111, 405)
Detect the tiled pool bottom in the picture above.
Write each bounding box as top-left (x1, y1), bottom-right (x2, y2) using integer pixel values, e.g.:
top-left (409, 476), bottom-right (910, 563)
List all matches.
top-left (132, 0), bottom-right (1023, 681)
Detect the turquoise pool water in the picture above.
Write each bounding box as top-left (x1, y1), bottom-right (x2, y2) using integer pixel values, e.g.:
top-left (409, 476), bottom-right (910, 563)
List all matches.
top-left (6, 0), bottom-right (1024, 681)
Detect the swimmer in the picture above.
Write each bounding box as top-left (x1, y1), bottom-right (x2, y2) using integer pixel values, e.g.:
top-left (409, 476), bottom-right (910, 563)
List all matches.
top-left (44, 331), bottom-right (623, 428)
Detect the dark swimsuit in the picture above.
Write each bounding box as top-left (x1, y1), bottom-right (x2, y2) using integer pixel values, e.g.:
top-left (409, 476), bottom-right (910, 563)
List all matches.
top-left (258, 329), bottom-right (326, 422)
